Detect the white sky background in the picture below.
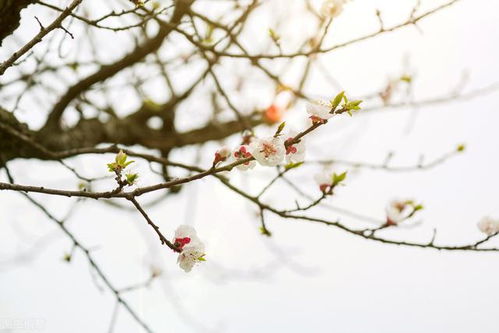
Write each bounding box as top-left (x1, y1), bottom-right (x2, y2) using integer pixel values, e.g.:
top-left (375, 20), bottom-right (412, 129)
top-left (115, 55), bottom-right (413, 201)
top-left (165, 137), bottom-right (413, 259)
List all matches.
top-left (1, 0), bottom-right (499, 332)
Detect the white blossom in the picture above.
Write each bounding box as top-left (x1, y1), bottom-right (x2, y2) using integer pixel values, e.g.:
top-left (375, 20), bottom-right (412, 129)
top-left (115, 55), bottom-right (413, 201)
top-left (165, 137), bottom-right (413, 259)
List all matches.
top-left (249, 136), bottom-right (285, 167)
top-left (217, 146), bottom-right (231, 158)
top-left (477, 217), bottom-right (499, 236)
top-left (321, 0), bottom-right (348, 18)
top-left (174, 225), bottom-right (198, 241)
top-left (177, 241), bottom-right (205, 273)
top-left (173, 225), bottom-right (206, 272)
top-left (285, 133), bottom-right (306, 164)
top-left (213, 146), bottom-right (231, 164)
top-left (306, 100), bottom-right (334, 123)
top-left (314, 169), bottom-right (333, 192)
top-left (385, 200), bottom-right (413, 225)
top-left (233, 145), bottom-right (256, 170)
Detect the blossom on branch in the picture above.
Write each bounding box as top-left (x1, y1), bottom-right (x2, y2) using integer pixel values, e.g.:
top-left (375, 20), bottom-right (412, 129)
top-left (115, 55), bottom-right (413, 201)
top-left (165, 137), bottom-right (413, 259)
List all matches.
top-left (314, 169), bottom-right (334, 193)
top-left (178, 242), bottom-right (206, 273)
top-left (212, 146), bottom-right (231, 166)
top-left (173, 225), bottom-right (206, 272)
top-left (306, 100), bottom-right (334, 124)
top-left (285, 133), bottom-right (305, 164)
top-left (173, 225), bottom-right (197, 250)
top-left (477, 217), bottom-right (499, 236)
top-left (234, 145), bottom-right (256, 170)
top-left (314, 169), bottom-right (347, 194)
top-left (385, 199), bottom-right (423, 226)
top-left (249, 136), bottom-right (285, 167)
top-left (321, 0), bottom-right (348, 18)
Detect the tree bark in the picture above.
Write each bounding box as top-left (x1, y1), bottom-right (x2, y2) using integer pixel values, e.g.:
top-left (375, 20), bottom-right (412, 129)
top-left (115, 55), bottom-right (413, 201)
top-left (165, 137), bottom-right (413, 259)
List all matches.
top-left (0, 0), bottom-right (36, 46)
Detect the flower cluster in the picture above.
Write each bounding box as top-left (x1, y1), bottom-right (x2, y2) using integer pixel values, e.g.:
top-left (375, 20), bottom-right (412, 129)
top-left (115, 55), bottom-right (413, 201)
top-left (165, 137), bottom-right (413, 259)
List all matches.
top-left (211, 131), bottom-right (308, 171)
top-left (173, 225), bottom-right (206, 272)
top-left (175, 92), bottom-right (362, 270)
top-left (212, 132), bottom-right (308, 170)
top-left (209, 93), bottom-right (360, 177)
top-left (477, 217), bottom-right (499, 236)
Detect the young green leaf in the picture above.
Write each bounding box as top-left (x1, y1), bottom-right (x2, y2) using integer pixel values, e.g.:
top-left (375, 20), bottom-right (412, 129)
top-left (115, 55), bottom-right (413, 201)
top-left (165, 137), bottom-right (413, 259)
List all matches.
top-left (332, 171), bottom-right (347, 185)
top-left (274, 121), bottom-right (286, 137)
top-left (284, 162), bottom-right (304, 170)
top-left (413, 204), bottom-right (424, 212)
top-left (126, 173), bottom-right (139, 185)
top-left (330, 91), bottom-right (345, 112)
top-left (259, 226), bottom-right (272, 237)
top-left (400, 75), bottom-right (412, 83)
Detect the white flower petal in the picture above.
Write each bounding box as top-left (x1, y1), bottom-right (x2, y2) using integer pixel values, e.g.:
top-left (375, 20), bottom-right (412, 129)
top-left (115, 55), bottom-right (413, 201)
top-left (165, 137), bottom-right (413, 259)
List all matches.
top-left (306, 100), bottom-right (334, 121)
top-left (477, 217), bottom-right (499, 235)
top-left (216, 146), bottom-right (231, 159)
top-left (321, 0), bottom-right (348, 18)
top-left (177, 242), bottom-right (205, 273)
top-left (174, 225), bottom-right (197, 239)
top-left (385, 200), bottom-right (414, 225)
top-left (314, 170), bottom-right (333, 186)
top-left (249, 137), bottom-right (285, 167)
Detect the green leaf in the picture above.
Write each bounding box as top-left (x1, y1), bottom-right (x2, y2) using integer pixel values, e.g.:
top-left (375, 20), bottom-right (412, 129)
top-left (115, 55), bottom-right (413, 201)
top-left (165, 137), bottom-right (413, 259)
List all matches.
top-left (284, 161), bottom-right (304, 170)
top-left (342, 94), bottom-right (349, 104)
top-left (259, 226), bottom-right (272, 237)
top-left (116, 150), bottom-right (127, 165)
top-left (274, 121), bottom-right (286, 137)
top-left (133, 0), bottom-right (144, 7)
top-left (69, 62), bottom-right (79, 71)
top-left (126, 173), bottom-right (139, 185)
top-left (111, 150), bottom-right (134, 171)
top-left (332, 171), bottom-right (347, 185)
top-left (107, 163), bottom-right (117, 172)
top-left (143, 99), bottom-right (162, 112)
top-left (400, 75), bottom-right (412, 83)
top-left (330, 91), bottom-right (345, 112)
top-left (202, 23), bottom-right (215, 45)
top-left (78, 182), bottom-right (90, 191)
top-left (268, 28), bottom-right (280, 41)
top-left (413, 204), bottom-right (424, 212)
top-left (151, 1), bottom-right (161, 10)
top-left (345, 100), bottom-right (363, 111)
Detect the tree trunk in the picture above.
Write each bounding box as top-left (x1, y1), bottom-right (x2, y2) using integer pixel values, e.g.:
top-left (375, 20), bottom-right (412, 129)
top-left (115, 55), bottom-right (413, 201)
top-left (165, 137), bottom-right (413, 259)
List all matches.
top-left (0, 0), bottom-right (36, 46)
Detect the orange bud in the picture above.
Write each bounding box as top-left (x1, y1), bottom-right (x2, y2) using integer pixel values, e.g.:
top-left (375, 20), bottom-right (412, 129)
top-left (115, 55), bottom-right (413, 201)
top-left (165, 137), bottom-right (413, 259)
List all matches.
top-left (263, 104), bottom-right (283, 124)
